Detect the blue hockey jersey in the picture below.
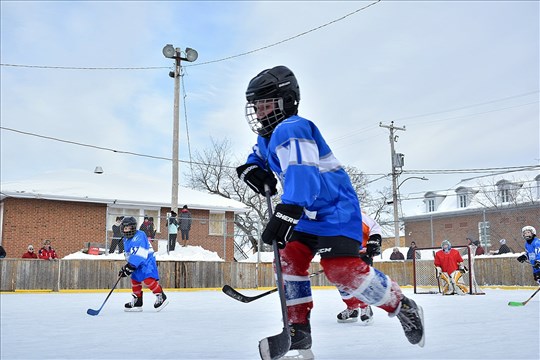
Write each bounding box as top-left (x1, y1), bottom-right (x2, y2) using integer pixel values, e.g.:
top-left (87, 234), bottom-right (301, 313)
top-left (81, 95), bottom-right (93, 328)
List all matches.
top-left (246, 114), bottom-right (363, 242)
top-left (123, 230), bottom-right (159, 282)
top-left (524, 236), bottom-right (540, 275)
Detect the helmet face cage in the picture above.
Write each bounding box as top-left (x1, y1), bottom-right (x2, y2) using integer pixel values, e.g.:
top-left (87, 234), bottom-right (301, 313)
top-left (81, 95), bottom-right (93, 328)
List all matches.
top-left (245, 98), bottom-right (285, 137)
top-left (121, 217), bottom-right (137, 239)
top-left (441, 240), bottom-right (451, 253)
top-left (522, 225), bottom-right (536, 240)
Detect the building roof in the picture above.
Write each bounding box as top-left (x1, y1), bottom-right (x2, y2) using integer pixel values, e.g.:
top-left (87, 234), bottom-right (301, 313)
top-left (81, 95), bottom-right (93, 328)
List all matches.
top-left (404, 168), bottom-right (540, 219)
top-left (0, 169), bottom-right (249, 213)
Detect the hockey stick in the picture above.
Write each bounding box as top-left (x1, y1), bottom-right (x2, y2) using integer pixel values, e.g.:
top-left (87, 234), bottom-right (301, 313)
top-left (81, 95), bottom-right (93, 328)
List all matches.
top-left (222, 270), bottom-right (324, 303)
top-left (86, 275), bottom-right (123, 316)
top-left (258, 186), bottom-right (292, 360)
top-left (508, 287), bottom-right (540, 307)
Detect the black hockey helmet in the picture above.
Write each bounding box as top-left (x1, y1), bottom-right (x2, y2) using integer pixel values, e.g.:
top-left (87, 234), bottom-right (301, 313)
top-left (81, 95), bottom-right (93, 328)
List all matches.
top-left (121, 216), bottom-right (137, 239)
top-left (245, 65), bottom-right (300, 138)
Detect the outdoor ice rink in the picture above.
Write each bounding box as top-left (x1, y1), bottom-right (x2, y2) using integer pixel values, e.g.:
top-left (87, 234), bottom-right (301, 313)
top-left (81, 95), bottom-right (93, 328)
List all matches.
top-left (1, 287), bottom-right (538, 360)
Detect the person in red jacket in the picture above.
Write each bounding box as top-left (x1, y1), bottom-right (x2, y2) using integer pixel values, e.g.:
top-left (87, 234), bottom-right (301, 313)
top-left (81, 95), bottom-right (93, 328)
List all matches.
top-left (38, 240), bottom-right (58, 260)
top-left (22, 244), bottom-right (38, 259)
top-left (434, 240), bottom-right (468, 295)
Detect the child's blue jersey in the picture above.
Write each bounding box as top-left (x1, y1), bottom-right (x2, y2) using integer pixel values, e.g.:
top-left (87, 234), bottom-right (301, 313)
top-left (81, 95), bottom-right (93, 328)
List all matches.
top-left (524, 237), bottom-right (540, 275)
top-left (123, 230), bottom-right (159, 282)
top-left (246, 115), bottom-right (363, 242)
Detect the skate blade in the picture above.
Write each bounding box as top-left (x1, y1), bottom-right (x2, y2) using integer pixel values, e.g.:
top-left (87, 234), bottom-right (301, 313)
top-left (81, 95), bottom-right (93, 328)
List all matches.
top-left (280, 349), bottom-right (315, 360)
top-left (416, 305), bottom-right (425, 348)
top-left (358, 318), bottom-right (374, 326)
top-left (155, 299), bottom-right (169, 312)
top-left (337, 318), bottom-right (358, 323)
top-left (124, 307), bottom-right (143, 312)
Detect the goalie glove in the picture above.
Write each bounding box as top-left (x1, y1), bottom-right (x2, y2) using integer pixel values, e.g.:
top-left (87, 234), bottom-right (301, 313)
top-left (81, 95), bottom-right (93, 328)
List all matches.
top-left (261, 204), bottom-right (303, 249)
top-left (119, 263), bottom-right (136, 278)
top-left (365, 234), bottom-right (382, 257)
top-left (236, 163), bottom-right (277, 196)
top-left (459, 265), bottom-right (468, 273)
top-left (517, 254), bottom-right (528, 263)
top-left (435, 266), bottom-right (442, 276)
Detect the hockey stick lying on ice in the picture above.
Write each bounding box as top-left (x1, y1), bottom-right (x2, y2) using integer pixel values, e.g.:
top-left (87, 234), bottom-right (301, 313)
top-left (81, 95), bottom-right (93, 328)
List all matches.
top-left (222, 270), bottom-right (324, 303)
top-left (87, 275), bottom-right (123, 316)
top-left (258, 185), bottom-right (291, 360)
top-left (508, 287), bottom-right (540, 307)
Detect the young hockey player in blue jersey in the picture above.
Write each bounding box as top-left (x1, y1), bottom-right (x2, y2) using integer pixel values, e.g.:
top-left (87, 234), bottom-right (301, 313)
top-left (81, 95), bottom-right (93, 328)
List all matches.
top-left (236, 65), bottom-right (425, 358)
top-left (119, 216), bottom-right (169, 312)
top-left (517, 226), bottom-right (540, 284)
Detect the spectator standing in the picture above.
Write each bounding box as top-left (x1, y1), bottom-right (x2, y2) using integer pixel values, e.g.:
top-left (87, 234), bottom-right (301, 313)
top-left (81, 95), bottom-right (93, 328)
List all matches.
top-left (434, 240), bottom-right (468, 295)
top-left (493, 239), bottom-right (512, 255)
top-left (516, 226), bottom-right (540, 285)
top-left (22, 245), bottom-right (38, 259)
top-left (390, 247), bottom-right (405, 260)
top-left (109, 216), bottom-right (124, 254)
top-left (406, 241), bottom-right (421, 260)
top-left (39, 240), bottom-right (58, 260)
top-left (139, 216), bottom-right (156, 240)
top-left (167, 211), bottom-right (179, 252)
top-left (179, 205), bottom-right (192, 247)
top-left (473, 240), bottom-right (485, 255)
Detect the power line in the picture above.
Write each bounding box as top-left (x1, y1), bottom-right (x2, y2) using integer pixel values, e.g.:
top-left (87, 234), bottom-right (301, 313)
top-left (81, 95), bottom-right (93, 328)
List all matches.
top-left (0, 1), bottom-right (381, 71)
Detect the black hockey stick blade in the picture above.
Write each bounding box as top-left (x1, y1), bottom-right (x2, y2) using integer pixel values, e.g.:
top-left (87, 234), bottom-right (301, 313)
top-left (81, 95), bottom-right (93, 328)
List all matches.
top-left (222, 285), bottom-right (278, 303)
top-left (87, 275), bottom-right (122, 316)
top-left (259, 326), bottom-right (291, 360)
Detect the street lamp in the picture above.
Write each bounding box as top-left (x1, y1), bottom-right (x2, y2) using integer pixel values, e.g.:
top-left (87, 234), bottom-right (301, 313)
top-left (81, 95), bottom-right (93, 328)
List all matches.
top-left (162, 44), bottom-right (198, 213)
top-left (391, 176), bottom-right (428, 247)
top-left (398, 176), bottom-right (428, 190)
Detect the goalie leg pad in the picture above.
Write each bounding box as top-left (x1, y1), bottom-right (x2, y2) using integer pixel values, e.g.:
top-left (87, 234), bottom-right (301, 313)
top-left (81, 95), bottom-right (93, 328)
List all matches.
top-left (439, 272), bottom-right (453, 295)
top-left (451, 271), bottom-right (469, 294)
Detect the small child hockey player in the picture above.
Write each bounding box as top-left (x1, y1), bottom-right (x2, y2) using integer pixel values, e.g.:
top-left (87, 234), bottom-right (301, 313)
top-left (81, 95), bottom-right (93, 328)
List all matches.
top-left (119, 216), bottom-right (169, 312)
top-left (516, 226), bottom-right (540, 285)
top-left (434, 240), bottom-right (468, 295)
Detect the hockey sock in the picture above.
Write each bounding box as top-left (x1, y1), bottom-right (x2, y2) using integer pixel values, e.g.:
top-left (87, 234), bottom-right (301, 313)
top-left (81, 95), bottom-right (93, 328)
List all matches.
top-left (143, 278), bottom-right (163, 294)
top-left (131, 280), bottom-right (143, 297)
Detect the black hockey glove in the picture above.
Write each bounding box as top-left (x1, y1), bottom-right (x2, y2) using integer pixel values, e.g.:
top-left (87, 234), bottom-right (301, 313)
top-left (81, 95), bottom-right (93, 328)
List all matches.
top-left (534, 272), bottom-right (540, 285)
top-left (533, 260), bottom-right (540, 270)
top-left (262, 204), bottom-right (303, 249)
top-left (365, 234), bottom-right (382, 257)
top-left (236, 163), bottom-right (277, 196)
top-left (517, 254), bottom-right (528, 263)
top-left (119, 263), bottom-right (136, 278)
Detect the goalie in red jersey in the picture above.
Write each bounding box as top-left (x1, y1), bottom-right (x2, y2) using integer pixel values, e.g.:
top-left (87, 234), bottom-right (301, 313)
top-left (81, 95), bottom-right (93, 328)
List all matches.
top-left (434, 240), bottom-right (469, 295)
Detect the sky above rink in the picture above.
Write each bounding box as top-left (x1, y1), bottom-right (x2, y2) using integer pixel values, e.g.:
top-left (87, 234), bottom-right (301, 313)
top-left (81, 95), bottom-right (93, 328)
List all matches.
top-left (1, 288), bottom-right (539, 359)
top-left (1, 1), bottom-right (539, 214)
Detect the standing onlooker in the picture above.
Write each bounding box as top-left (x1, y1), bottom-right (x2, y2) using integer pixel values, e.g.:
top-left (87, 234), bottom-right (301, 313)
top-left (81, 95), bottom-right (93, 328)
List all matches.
top-left (22, 245), bottom-right (38, 259)
top-left (139, 216), bottom-right (156, 240)
top-left (109, 216), bottom-right (124, 254)
top-left (516, 226), bottom-right (540, 285)
top-left (167, 211), bottom-right (179, 252)
top-left (390, 247), bottom-right (405, 260)
top-left (434, 240), bottom-right (468, 295)
top-left (493, 239), bottom-right (512, 255)
top-left (0, 245), bottom-right (6, 258)
top-left (406, 241), bottom-right (421, 260)
top-left (473, 240), bottom-right (485, 255)
top-left (119, 216), bottom-right (169, 312)
top-left (179, 205), bottom-right (192, 247)
top-left (39, 240), bottom-right (58, 260)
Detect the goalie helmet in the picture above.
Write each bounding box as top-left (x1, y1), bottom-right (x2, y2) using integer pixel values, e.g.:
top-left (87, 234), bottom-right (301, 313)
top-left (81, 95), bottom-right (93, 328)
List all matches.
top-left (245, 65), bottom-right (300, 138)
top-left (121, 216), bottom-right (138, 239)
top-left (522, 225), bottom-right (536, 241)
top-left (441, 240), bottom-right (451, 253)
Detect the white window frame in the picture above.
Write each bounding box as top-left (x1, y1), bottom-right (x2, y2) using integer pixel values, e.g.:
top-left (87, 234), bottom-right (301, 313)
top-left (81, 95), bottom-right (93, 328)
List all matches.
top-left (208, 211), bottom-right (225, 236)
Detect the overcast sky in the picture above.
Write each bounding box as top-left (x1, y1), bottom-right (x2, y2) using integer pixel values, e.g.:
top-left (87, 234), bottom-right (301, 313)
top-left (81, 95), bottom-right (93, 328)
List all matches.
top-left (1, 1), bottom-right (538, 213)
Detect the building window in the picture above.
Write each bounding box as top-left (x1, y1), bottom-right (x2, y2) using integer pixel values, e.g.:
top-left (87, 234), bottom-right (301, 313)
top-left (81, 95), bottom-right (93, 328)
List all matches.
top-left (458, 194), bottom-right (467, 208)
top-left (478, 221), bottom-right (491, 247)
top-left (107, 207), bottom-right (161, 234)
top-left (209, 212), bottom-right (225, 236)
top-left (500, 188), bottom-right (511, 203)
top-left (426, 199), bottom-right (435, 212)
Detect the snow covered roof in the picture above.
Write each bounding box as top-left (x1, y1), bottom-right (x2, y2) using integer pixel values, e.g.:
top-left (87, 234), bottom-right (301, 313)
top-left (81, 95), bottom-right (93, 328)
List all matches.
top-left (405, 169), bottom-right (540, 218)
top-left (0, 169), bottom-right (248, 213)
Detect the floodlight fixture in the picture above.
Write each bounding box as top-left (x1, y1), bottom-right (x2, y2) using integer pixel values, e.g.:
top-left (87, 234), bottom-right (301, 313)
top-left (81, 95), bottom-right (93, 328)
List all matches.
top-left (162, 44), bottom-right (176, 59)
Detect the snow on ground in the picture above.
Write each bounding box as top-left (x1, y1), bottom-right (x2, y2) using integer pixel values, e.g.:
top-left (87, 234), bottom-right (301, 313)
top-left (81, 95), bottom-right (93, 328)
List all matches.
top-left (1, 288), bottom-right (538, 359)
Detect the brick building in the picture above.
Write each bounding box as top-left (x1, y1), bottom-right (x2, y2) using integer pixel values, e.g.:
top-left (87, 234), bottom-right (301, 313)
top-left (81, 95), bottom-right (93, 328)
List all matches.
top-left (402, 170), bottom-right (540, 251)
top-left (0, 169), bottom-right (247, 260)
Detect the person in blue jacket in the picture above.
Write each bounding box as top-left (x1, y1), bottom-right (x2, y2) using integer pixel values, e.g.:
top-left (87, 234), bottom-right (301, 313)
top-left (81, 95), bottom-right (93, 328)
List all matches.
top-left (517, 225), bottom-right (540, 284)
top-left (119, 216), bottom-right (168, 312)
top-left (236, 65), bottom-right (425, 356)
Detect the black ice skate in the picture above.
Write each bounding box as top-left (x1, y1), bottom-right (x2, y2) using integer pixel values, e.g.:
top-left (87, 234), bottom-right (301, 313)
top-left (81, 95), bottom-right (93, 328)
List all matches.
top-left (394, 296), bottom-right (425, 347)
top-left (124, 294), bottom-right (143, 312)
top-left (281, 323), bottom-right (314, 360)
top-left (154, 292), bottom-right (169, 312)
top-left (359, 305), bottom-right (374, 325)
top-left (337, 308), bottom-right (359, 323)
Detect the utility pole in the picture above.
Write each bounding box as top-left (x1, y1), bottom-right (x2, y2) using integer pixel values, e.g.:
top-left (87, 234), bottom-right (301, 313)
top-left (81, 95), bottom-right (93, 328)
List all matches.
top-left (380, 121), bottom-right (406, 247)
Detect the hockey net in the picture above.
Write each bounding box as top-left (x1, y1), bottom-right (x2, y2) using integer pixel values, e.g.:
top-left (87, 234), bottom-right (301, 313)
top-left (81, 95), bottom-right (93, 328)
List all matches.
top-left (413, 245), bottom-right (484, 295)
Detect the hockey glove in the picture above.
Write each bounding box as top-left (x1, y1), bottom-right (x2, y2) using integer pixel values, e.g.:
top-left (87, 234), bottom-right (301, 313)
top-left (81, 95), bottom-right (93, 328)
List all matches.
top-left (365, 234), bottom-right (382, 257)
top-left (435, 266), bottom-right (442, 276)
top-left (119, 263), bottom-right (136, 278)
top-left (236, 163), bottom-right (277, 196)
top-left (533, 260), bottom-right (540, 270)
top-left (517, 254), bottom-right (528, 263)
top-left (534, 272), bottom-right (540, 285)
top-left (262, 204), bottom-right (304, 249)
top-left (459, 265), bottom-right (468, 274)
